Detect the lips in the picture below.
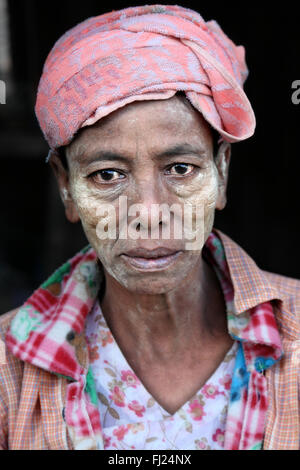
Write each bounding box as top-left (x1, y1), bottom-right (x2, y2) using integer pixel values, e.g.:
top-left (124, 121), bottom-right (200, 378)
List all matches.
top-left (120, 247), bottom-right (183, 271)
top-left (122, 247), bottom-right (180, 259)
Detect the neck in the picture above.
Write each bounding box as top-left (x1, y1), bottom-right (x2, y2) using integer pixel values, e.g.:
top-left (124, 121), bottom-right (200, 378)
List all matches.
top-left (99, 253), bottom-right (229, 363)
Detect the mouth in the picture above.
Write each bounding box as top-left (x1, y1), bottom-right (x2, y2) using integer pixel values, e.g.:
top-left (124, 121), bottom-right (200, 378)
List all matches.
top-left (120, 248), bottom-right (183, 271)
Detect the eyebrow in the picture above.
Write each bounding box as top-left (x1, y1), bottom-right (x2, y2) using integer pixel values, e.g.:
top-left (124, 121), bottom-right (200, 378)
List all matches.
top-left (159, 144), bottom-right (206, 159)
top-left (78, 143), bottom-right (207, 165)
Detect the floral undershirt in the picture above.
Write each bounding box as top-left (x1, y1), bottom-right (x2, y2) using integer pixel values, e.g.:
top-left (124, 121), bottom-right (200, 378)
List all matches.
top-left (86, 300), bottom-right (238, 450)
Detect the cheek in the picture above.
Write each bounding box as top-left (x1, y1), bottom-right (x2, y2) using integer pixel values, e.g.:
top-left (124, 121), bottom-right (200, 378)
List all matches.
top-left (176, 169), bottom-right (219, 242)
top-left (69, 177), bottom-right (117, 252)
top-left (71, 181), bottom-right (99, 229)
top-left (175, 168), bottom-right (219, 213)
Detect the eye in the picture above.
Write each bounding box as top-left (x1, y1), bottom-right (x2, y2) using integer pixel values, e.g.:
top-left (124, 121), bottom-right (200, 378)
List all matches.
top-left (89, 169), bottom-right (126, 183)
top-left (165, 163), bottom-right (195, 176)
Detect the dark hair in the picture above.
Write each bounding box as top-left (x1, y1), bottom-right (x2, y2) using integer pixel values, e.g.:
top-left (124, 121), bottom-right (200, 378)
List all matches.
top-left (57, 146), bottom-right (68, 170)
top-left (175, 91), bottom-right (220, 158)
top-left (211, 126), bottom-right (221, 159)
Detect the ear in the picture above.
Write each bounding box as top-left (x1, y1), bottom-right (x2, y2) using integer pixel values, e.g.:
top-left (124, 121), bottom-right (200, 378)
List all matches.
top-left (214, 142), bottom-right (231, 211)
top-left (49, 150), bottom-right (80, 223)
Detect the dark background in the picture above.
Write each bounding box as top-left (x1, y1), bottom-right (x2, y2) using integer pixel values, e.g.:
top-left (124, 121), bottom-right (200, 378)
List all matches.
top-left (0, 0), bottom-right (299, 313)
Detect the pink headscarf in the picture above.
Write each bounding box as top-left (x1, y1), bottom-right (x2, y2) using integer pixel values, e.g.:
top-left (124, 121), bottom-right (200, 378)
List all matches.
top-left (35, 4), bottom-right (256, 155)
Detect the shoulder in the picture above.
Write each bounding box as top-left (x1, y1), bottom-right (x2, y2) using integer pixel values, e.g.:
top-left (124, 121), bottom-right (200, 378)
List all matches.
top-left (263, 270), bottom-right (300, 312)
top-left (263, 270), bottom-right (300, 294)
top-left (262, 271), bottom-right (300, 342)
top-left (0, 308), bottom-right (19, 341)
top-left (0, 308), bottom-right (24, 393)
top-left (214, 229), bottom-right (300, 331)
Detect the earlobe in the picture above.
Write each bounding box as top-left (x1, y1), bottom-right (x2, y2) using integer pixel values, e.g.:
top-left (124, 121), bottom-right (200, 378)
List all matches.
top-left (216, 142), bottom-right (231, 178)
top-left (49, 151), bottom-right (80, 223)
top-left (65, 200), bottom-right (81, 223)
top-left (61, 185), bottom-right (80, 223)
top-left (215, 142), bottom-right (231, 210)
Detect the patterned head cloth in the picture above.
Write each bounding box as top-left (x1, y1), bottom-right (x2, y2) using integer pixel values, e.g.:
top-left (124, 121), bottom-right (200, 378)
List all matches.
top-left (35, 4), bottom-right (256, 157)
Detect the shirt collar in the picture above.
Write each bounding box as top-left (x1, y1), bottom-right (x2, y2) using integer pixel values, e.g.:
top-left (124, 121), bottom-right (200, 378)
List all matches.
top-left (204, 231), bottom-right (283, 369)
top-left (6, 230), bottom-right (285, 380)
top-left (6, 246), bottom-right (100, 381)
top-left (214, 229), bottom-right (287, 314)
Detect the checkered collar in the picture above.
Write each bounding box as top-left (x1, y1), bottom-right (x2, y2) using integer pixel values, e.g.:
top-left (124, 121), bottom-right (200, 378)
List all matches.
top-left (6, 246), bottom-right (100, 381)
top-left (5, 230), bottom-right (283, 380)
top-left (215, 230), bottom-right (286, 314)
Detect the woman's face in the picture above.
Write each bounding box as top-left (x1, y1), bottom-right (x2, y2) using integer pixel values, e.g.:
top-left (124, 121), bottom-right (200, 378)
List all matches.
top-left (53, 95), bottom-right (230, 294)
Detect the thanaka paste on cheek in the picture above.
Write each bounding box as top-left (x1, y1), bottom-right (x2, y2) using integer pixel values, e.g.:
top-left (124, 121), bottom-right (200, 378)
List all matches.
top-left (170, 162), bottom-right (219, 246)
top-left (69, 167), bottom-right (118, 240)
top-left (68, 163), bottom-right (142, 286)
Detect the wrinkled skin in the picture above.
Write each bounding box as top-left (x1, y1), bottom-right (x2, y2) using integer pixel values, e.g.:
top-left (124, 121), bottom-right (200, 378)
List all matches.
top-left (50, 95), bottom-right (233, 414)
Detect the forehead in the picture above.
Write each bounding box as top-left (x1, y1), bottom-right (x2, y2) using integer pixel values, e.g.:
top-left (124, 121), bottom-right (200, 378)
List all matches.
top-left (67, 95), bottom-right (213, 160)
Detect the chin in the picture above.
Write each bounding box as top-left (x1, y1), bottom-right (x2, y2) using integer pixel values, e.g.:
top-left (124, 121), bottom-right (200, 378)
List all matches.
top-left (101, 250), bottom-right (200, 294)
top-left (121, 277), bottom-right (179, 295)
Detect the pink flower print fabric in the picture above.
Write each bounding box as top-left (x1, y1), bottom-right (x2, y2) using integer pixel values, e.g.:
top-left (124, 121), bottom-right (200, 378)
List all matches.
top-left (85, 300), bottom-right (238, 450)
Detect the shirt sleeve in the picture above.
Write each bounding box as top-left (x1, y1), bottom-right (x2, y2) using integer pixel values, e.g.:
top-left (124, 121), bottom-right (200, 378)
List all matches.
top-left (0, 379), bottom-right (8, 450)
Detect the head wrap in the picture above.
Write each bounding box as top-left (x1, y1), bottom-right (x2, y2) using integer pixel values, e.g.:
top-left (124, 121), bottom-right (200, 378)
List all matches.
top-left (35, 4), bottom-right (256, 157)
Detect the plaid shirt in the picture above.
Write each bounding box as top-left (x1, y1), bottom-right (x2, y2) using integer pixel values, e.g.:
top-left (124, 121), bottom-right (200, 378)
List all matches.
top-left (0, 229), bottom-right (299, 450)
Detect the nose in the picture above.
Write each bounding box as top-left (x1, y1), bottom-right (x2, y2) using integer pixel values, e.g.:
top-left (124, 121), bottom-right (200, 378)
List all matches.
top-left (128, 172), bottom-right (172, 238)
